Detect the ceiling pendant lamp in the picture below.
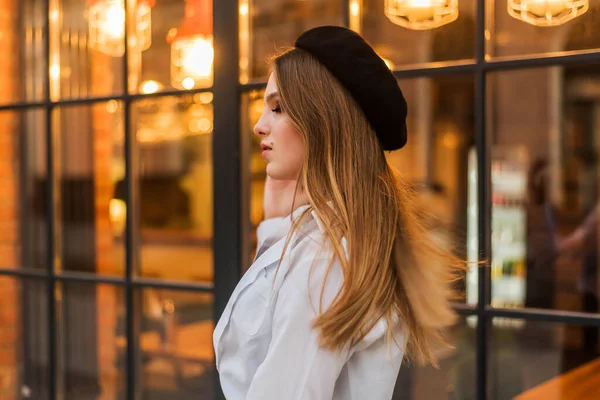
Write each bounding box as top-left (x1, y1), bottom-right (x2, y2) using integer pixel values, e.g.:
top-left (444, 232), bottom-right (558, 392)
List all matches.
top-left (88, 0), bottom-right (155, 57)
top-left (167, 0), bottom-right (214, 90)
top-left (508, 0), bottom-right (589, 27)
top-left (384, 0), bottom-right (459, 30)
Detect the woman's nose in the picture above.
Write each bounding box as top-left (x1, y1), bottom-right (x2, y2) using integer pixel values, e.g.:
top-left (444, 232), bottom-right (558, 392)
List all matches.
top-left (253, 113), bottom-right (269, 137)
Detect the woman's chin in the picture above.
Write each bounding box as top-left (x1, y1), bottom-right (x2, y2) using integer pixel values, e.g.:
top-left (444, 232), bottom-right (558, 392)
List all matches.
top-left (265, 164), bottom-right (279, 179)
top-left (266, 165), bottom-right (292, 181)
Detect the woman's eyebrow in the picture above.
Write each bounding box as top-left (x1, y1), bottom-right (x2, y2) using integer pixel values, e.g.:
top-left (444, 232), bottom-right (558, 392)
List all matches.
top-left (264, 92), bottom-right (280, 103)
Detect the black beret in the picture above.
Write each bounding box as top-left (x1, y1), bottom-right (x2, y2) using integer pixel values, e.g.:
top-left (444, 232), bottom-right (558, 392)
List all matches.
top-left (295, 26), bottom-right (407, 151)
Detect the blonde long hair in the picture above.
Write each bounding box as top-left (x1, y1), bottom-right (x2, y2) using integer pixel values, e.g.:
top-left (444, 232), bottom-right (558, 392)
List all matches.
top-left (273, 48), bottom-right (466, 366)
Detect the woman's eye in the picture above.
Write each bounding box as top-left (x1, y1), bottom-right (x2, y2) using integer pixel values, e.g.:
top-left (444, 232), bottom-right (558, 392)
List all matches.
top-left (271, 105), bottom-right (281, 113)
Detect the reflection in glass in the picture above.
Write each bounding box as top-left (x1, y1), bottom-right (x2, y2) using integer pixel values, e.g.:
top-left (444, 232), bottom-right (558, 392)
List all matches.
top-left (490, 319), bottom-right (600, 399)
top-left (51, 0), bottom-right (124, 99)
top-left (0, 109), bottom-right (47, 270)
top-left (134, 0), bottom-right (213, 93)
top-left (0, 277), bottom-right (49, 400)
top-left (361, 0), bottom-right (475, 68)
top-left (242, 0), bottom-right (342, 82)
top-left (488, 0), bottom-right (600, 59)
top-left (55, 102), bottom-right (125, 276)
top-left (58, 282), bottom-right (124, 399)
top-left (133, 95), bottom-right (214, 282)
top-left (488, 147), bottom-right (529, 309)
top-left (394, 75), bottom-right (474, 302)
top-left (167, 0), bottom-right (213, 90)
top-left (137, 289), bottom-right (214, 399)
top-left (88, 0), bottom-right (154, 57)
top-left (393, 317), bottom-right (476, 400)
top-left (0, 0), bottom-right (46, 105)
top-left (488, 65), bottom-right (600, 314)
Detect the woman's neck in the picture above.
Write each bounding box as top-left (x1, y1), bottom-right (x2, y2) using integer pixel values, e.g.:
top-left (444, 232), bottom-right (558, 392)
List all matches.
top-left (263, 177), bottom-right (309, 219)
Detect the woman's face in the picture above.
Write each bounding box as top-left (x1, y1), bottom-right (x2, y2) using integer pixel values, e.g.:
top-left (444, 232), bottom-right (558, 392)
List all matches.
top-left (253, 73), bottom-right (305, 180)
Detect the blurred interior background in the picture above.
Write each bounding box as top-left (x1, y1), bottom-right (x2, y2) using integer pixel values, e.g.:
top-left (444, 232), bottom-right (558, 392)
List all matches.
top-left (1, 0), bottom-right (600, 399)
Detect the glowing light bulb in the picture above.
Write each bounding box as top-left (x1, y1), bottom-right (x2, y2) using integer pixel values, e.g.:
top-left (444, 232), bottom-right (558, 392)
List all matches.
top-left (527, 0), bottom-right (569, 16)
top-left (385, 0), bottom-right (458, 30)
top-left (167, 0), bottom-right (213, 89)
top-left (508, 0), bottom-right (588, 26)
top-left (50, 64), bottom-right (60, 79)
top-left (103, 4), bottom-right (125, 38)
top-left (140, 80), bottom-right (162, 94)
top-left (182, 77), bottom-right (195, 90)
top-left (171, 35), bottom-right (214, 89)
top-left (88, 0), bottom-right (154, 57)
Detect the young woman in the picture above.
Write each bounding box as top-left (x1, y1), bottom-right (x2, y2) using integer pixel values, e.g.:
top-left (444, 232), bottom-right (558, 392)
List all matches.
top-left (213, 26), bottom-right (463, 399)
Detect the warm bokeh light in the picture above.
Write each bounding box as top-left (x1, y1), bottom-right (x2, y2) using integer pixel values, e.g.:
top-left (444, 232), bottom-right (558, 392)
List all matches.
top-left (384, 0), bottom-right (459, 30)
top-left (88, 0), bottom-right (154, 57)
top-left (172, 35), bottom-right (214, 89)
top-left (168, 0), bottom-right (213, 89)
top-left (109, 198), bottom-right (127, 236)
top-left (140, 80), bottom-right (162, 94)
top-left (508, 0), bottom-right (589, 27)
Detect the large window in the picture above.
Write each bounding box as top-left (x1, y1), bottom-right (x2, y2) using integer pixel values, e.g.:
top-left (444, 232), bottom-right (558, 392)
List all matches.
top-left (1, 1), bottom-right (600, 399)
top-left (1, 1), bottom-right (215, 398)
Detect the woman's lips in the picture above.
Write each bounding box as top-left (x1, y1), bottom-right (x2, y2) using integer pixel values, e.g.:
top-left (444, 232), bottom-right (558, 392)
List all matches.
top-left (260, 143), bottom-right (272, 158)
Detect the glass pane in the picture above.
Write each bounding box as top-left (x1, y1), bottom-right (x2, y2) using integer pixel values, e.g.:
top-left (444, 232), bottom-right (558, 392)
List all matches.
top-left (394, 75), bottom-right (474, 303)
top-left (359, 0), bottom-right (475, 69)
top-left (133, 0), bottom-right (213, 93)
top-left (55, 102), bottom-right (125, 276)
top-left (488, 1), bottom-right (600, 59)
top-left (0, 276), bottom-right (50, 400)
top-left (490, 318), bottom-right (600, 399)
top-left (0, 108), bottom-right (47, 270)
top-left (50, 0), bottom-right (125, 100)
top-left (393, 316), bottom-right (476, 399)
top-left (489, 65), bottom-right (600, 313)
top-left (133, 94), bottom-right (213, 282)
top-left (57, 282), bottom-right (125, 399)
top-left (0, 0), bottom-right (46, 105)
top-left (136, 289), bottom-right (214, 399)
top-left (241, 0), bottom-right (343, 83)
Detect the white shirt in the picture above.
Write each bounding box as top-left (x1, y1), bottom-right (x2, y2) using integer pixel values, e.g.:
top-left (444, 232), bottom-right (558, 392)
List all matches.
top-left (213, 205), bottom-right (405, 399)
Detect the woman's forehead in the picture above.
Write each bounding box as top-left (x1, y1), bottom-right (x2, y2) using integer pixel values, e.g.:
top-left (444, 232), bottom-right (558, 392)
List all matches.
top-left (264, 73), bottom-right (279, 101)
top-left (266, 73), bottom-right (278, 94)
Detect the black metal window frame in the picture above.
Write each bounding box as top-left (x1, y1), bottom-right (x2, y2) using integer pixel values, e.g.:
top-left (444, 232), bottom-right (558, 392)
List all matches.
top-left (1, 1), bottom-right (600, 399)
